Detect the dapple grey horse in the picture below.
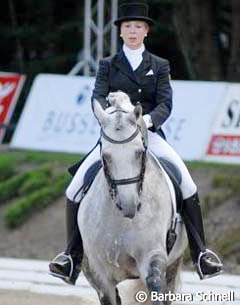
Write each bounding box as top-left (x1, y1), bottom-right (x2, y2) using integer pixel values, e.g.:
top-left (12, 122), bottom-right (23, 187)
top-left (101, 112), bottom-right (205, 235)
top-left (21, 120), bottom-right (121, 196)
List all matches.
top-left (78, 92), bottom-right (187, 305)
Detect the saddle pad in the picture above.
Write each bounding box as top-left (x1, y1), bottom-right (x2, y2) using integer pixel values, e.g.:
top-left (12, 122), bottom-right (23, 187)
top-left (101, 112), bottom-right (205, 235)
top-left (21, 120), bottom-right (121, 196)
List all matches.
top-left (158, 157), bottom-right (183, 212)
top-left (82, 160), bottom-right (102, 192)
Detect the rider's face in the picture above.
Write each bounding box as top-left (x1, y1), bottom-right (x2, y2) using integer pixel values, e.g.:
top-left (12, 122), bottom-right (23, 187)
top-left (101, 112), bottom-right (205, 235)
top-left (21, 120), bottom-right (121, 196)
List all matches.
top-left (120, 20), bottom-right (149, 50)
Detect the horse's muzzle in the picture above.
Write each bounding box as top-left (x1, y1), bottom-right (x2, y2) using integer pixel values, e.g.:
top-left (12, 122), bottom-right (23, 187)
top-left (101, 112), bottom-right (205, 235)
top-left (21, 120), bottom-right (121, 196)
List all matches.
top-left (123, 209), bottom-right (136, 219)
top-left (116, 200), bottom-right (137, 219)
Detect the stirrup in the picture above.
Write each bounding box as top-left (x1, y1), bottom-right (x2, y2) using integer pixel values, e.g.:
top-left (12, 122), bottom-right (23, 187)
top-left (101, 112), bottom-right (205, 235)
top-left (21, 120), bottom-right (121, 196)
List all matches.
top-left (49, 252), bottom-right (74, 284)
top-left (197, 249), bottom-right (223, 280)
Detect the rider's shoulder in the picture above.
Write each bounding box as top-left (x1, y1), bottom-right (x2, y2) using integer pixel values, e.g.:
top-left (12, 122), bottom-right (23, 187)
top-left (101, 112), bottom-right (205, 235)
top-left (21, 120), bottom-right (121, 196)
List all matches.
top-left (148, 52), bottom-right (170, 67)
top-left (99, 55), bottom-right (114, 64)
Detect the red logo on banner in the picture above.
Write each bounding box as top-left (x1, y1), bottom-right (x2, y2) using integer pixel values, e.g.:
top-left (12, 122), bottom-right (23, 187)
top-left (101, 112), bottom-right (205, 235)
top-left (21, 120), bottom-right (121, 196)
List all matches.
top-left (207, 134), bottom-right (240, 156)
top-left (0, 74), bottom-right (25, 141)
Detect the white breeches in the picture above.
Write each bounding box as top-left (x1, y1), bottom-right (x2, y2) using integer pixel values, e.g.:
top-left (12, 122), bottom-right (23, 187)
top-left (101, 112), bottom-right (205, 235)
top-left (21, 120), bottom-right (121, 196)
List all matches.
top-left (66, 130), bottom-right (197, 202)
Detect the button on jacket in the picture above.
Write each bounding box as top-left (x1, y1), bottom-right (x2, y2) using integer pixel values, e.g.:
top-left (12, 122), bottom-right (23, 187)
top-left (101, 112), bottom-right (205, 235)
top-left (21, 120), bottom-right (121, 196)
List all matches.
top-left (92, 49), bottom-right (173, 138)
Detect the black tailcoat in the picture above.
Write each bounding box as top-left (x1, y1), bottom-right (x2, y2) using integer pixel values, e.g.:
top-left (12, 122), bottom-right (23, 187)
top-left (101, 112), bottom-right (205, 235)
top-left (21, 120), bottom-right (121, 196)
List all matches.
top-left (69, 49), bottom-right (172, 176)
top-left (92, 49), bottom-right (172, 138)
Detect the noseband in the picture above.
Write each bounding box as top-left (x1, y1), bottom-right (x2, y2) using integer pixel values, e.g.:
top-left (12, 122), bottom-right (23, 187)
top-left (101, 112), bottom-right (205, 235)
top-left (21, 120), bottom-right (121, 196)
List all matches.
top-left (100, 114), bottom-right (147, 201)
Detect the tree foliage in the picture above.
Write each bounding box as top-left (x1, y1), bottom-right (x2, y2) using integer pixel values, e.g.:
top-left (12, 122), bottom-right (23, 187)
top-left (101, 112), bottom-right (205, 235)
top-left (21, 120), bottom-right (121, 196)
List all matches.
top-left (0, 0), bottom-right (239, 81)
top-left (0, 0), bottom-right (83, 75)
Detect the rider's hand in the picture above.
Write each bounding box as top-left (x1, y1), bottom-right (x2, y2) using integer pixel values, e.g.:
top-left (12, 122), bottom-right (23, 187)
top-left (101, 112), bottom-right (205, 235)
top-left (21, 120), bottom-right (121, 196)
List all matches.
top-left (143, 114), bottom-right (153, 129)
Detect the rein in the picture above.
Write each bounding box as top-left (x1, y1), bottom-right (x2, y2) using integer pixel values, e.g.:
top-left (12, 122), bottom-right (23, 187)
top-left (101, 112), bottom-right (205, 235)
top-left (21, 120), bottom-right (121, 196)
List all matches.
top-left (101, 127), bottom-right (140, 145)
top-left (100, 123), bottom-right (147, 201)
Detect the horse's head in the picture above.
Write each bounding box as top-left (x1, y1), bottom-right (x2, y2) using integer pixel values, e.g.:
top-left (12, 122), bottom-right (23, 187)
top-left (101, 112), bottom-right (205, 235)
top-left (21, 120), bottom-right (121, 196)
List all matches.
top-left (93, 94), bottom-right (147, 219)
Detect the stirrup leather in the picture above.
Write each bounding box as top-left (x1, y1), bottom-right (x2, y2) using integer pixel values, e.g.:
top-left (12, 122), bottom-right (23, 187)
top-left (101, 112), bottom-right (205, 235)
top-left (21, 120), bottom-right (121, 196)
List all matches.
top-left (49, 252), bottom-right (74, 281)
top-left (197, 249), bottom-right (223, 280)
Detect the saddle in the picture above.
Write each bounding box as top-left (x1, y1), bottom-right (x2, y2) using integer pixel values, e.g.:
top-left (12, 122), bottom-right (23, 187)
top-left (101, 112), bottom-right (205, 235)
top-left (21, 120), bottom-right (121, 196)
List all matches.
top-left (68, 141), bottom-right (183, 211)
top-left (82, 160), bottom-right (102, 195)
top-left (79, 157), bottom-right (183, 211)
top-left (156, 158), bottom-right (183, 254)
top-left (157, 158), bottom-right (183, 213)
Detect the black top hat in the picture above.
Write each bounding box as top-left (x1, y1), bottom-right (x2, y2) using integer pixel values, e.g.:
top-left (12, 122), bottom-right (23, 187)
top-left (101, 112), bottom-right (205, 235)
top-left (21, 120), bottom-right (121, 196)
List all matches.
top-left (114, 3), bottom-right (154, 26)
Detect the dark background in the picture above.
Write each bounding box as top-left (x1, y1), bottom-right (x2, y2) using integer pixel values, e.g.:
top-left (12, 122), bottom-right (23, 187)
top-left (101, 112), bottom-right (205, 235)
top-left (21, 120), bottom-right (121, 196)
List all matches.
top-left (1, 0), bottom-right (240, 81)
top-left (1, 0), bottom-right (240, 139)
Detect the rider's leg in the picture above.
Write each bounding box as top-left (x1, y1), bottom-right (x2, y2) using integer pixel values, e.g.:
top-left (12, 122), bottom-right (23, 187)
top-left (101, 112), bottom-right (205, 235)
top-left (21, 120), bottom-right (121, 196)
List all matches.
top-left (148, 131), bottom-right (197, 199)
top-left (49, 145), bottom-right (101, 285)
top-left (49, 199), bottom-right (82, 285)
top-left (181, 193), bottom-right (223, 279)
top-left (66, 144), bottom-right (101, 203)
top-left (148, 131), bottom-right (223, 279)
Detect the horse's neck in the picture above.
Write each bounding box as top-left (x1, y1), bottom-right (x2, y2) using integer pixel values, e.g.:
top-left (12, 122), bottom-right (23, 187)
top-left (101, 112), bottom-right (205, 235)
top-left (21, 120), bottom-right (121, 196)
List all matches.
top-left (144, 152), bottom-right (173, 206)
top-left (91, 169), bottom-right (116, 210)
top-left (145, 151), bottom-right (165, 178)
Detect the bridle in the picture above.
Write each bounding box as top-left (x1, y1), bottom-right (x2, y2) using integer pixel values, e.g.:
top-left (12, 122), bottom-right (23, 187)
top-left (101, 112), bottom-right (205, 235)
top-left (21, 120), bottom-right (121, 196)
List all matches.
top-left (100, 110), bottom-right (147, 202)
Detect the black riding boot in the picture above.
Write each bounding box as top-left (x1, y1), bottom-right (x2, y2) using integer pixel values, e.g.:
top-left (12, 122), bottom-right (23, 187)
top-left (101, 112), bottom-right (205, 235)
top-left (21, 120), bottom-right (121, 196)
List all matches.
top-left (182, 193), bottom-right (223, 280)
top-left (49, 199), bottom-right (83, 285)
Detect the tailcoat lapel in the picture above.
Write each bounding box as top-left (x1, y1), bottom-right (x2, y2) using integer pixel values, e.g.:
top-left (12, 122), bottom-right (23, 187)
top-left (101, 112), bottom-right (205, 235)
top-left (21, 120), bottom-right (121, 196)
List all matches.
top-left (112, 50), bottom-right (139, 85)
top-left (134, 50), bottom-right (152, 83)
top-left (142, 50), bottom-right (152, 75)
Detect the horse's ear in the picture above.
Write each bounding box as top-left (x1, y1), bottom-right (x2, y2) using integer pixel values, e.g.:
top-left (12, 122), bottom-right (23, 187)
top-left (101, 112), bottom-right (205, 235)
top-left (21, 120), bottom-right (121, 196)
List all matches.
top-left (134, 103), bottom-right (142, 120)
top-left (92, 99), bottom-right (108, 126)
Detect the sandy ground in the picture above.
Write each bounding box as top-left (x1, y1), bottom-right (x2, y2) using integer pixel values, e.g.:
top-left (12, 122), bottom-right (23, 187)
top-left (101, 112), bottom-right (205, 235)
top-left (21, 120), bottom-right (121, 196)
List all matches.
top-left (0, 290), bottom-right (88, 305)
top-left (0, 282), bottom-right (152, 305)
top-left (0, 281), bottom-right (149, 305)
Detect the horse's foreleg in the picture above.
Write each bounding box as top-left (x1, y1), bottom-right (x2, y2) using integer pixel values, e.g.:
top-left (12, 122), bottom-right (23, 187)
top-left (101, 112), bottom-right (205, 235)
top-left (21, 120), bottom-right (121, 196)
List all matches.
top-left (166, 257), bottom-right (182, 294)
top-left (91, 280), bottom-right (121, 305)
top-left (98, 287), bottom-right (121, 305)
top-left (83, 257), bottom-right (121, 305)
top-left (139, 254), bottom-right (167, 305)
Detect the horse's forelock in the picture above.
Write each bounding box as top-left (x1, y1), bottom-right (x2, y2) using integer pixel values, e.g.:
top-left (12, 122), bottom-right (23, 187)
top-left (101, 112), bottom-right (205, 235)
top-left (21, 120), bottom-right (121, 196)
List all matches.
top-left (105, 91), bottom-right (143, 135)
top-left (108, 91), bottom-right (134, 112)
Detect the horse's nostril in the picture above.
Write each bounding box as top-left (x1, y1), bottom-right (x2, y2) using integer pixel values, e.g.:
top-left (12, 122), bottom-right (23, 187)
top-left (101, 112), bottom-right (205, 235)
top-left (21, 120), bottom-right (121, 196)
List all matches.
top-left (137, 202), bottom-right (141, 211)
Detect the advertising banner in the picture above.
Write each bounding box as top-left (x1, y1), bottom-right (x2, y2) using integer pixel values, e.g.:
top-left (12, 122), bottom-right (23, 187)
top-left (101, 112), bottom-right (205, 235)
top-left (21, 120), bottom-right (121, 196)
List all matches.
top-left (162, 81), bottom-right (227, 160)
top-left (205, 83), bottom-right (240, 163)
top-left (0, 72), bottom-right (25, 142)
top-left (11, 74), bottom-right (100, 153)
top-left (11, 74), bottom-right (227, 160)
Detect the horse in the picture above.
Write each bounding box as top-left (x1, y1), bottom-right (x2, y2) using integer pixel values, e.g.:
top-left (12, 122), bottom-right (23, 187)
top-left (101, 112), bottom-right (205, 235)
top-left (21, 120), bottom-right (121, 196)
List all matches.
top-left (78, 92), bottom-right (187, 305)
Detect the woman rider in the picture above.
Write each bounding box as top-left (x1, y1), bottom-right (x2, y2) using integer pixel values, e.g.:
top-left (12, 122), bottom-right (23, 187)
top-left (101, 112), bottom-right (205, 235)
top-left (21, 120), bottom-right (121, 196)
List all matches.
top-left (49, 2), bottom-right (223, 285)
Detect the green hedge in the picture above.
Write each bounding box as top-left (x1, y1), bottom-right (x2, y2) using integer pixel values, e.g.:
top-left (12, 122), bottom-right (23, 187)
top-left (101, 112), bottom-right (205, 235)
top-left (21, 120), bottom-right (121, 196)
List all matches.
top-left (0, 151), bottom-right (80, 228)
top-left (0, 156), bottom-right (16, 182)
top-left (18, 166), bottom-right (52, 195)
top-left (0, 166), bottom-right (52, 204)
top-left (4, 174), bottom-right (70, 229)
top-left (0, 172), bottom-right (28, 203)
